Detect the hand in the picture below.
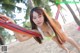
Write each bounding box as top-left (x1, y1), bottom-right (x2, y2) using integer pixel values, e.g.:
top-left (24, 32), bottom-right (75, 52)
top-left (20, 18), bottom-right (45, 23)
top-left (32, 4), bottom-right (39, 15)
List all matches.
top-left (6, 19), bottom-right (15, 24)
top-left (0, 14), bottom-right (15, 24)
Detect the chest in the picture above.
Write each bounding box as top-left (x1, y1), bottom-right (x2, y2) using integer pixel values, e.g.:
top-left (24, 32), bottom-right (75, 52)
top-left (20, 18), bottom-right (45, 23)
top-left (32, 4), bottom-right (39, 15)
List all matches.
top-left (41, 26), bottom-right (55, 37)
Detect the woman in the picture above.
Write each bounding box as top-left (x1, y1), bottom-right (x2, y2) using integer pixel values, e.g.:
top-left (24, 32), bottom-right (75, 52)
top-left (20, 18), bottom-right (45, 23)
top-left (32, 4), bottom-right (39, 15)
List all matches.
top-left (30, 7), bottom-right (80, 53)
top-left (0, 7), bottom-right (80, 53)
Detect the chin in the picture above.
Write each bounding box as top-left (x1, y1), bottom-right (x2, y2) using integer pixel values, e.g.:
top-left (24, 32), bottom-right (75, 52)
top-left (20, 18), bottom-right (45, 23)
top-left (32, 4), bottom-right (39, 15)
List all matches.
top-left (37, 24), bottom-right (42, 27)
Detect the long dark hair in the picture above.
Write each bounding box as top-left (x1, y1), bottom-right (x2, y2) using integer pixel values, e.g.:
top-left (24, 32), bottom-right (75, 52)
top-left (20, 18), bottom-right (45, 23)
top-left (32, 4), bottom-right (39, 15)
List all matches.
top-left (30, 7), bottom-right (48, 44)
top-left (30, 7), bottom-right (66, 44)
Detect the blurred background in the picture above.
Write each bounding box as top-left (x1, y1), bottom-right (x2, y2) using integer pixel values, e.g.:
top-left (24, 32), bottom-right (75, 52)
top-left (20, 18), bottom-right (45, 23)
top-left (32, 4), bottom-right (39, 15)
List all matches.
top-left (0, 0), bottom-right (80, 53)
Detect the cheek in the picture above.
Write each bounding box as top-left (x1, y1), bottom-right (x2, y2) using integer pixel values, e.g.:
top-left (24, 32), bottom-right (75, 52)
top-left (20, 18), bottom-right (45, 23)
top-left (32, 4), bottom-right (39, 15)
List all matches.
top-left (41, 17), bottom-right (44, 23)
top-left (32, 19), bottom-right (37, 24)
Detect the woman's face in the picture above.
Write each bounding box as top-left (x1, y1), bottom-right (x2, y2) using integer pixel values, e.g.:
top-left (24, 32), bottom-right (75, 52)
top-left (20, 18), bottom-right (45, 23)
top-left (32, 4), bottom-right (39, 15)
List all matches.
top-left (32, 11), bottom-right (44, 27)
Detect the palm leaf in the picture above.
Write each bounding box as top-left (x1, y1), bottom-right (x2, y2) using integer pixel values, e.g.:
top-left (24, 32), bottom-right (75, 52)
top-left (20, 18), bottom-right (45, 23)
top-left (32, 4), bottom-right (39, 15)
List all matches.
top-left (24, 7), bottom-right (30, 19)
top-left (15, 0), bottom-right (23, 3)
top-left (2, 3), bottom-right (22, 12)
top-left (44, 5), bottom-right (52, 17)
top-left (33, 0), bottom-right (42, 6)
top-left (49, 0), bottom-right (62, 5)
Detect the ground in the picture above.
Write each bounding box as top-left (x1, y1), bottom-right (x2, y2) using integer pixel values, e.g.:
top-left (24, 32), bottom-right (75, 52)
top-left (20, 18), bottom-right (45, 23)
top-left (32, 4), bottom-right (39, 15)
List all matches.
top-left (6, 22), bottom-right (80, 53)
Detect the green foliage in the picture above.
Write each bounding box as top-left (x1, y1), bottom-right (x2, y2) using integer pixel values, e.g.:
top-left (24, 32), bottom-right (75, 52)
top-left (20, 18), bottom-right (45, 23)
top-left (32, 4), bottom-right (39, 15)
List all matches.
top-left (24, 7), bottom-right (30, 19)
top-left (0, 0), bottom-right (22, 13)
top-left (2, 30), bottom-right (15, 44)
top-left (0, 27), bottom-right (4, 32)
top-left (44, 5), bottom-right (52, 17)
top-left (15, 0), bottom-right (23, 3)
top-left (23, 21), bottom-right (31, 29)
top-left (49, 0), bottom-right (62, 5)
top-left (2, 4), bottom-right (15, 11)
top-left (33, 0), bottom-right (42, 6)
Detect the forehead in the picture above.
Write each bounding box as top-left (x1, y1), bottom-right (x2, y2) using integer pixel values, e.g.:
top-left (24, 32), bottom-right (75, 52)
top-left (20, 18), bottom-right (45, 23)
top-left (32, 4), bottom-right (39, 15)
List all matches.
top-left (33, 11), bottom-right (40, 17)
top-left (33, 11), bottom-right (38, 15)
top-left (33, 9), bottom-right (43, 14)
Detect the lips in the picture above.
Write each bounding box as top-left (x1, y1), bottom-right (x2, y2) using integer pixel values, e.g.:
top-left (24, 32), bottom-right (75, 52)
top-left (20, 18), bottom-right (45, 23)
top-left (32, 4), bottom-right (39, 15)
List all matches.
top-left (37, 22), bottom-right (42, 24)
top-left (37, 22), bottom-right (41, 24)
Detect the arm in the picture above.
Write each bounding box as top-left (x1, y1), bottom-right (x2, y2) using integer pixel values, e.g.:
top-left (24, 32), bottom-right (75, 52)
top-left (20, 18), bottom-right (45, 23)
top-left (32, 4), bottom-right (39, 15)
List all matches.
top-left (0, 14), bottom-right (32, 42)
top-left (0, 14), bottom-right (42, 42)
top-left (14, 30), bottom-right (41, 42)
top-left (14, 32), bottom-right (32, 42)
top-left (0, 14), bottom-right (15, 23)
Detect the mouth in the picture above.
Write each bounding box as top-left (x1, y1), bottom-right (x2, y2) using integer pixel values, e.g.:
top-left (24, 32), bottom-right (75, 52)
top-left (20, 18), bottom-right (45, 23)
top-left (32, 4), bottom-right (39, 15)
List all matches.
top-left (37, 23), bottom-right (40, 24)
top-left (37, 22), bottom-right (41, 24)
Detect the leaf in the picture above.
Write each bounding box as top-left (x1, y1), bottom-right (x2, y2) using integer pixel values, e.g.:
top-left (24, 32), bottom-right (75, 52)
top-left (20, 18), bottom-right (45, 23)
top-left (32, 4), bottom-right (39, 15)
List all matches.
top-left (24, 7), bottom-right (30, 19)
top-left (33, 0), bottom-right (42, 6)
top-left (2, 3), bottom-right (15, 11)
top-left (23, 21), bottom-right (31, 29)
top-left (44, 5), bottom-right (52, 17)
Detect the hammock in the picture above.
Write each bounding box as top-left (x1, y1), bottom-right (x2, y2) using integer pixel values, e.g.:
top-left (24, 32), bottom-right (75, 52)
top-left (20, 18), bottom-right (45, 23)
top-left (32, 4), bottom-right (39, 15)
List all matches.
top-left (0, 5), bottom-right (61, 44)
top-left (55, 5), bottom-right (61, 20)
top-left (0, 16), bottom-right (41, 38)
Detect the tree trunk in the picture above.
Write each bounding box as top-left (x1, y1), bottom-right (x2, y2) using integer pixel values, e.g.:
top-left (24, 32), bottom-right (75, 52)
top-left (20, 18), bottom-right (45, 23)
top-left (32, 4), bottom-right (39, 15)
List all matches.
top-left (60, 11), bottom-right (66, 23)
top-left (64, 1), bottom-right (80, 26)
top-left (73, 0), bottom-right (80, 18)
top-left (0, 34), bottom-right (5, 45)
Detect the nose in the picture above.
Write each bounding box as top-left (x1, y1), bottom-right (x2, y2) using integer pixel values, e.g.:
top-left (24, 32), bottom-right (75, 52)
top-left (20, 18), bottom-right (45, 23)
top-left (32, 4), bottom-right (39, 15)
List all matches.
top-left (37, 18), bottom-right (40, 21)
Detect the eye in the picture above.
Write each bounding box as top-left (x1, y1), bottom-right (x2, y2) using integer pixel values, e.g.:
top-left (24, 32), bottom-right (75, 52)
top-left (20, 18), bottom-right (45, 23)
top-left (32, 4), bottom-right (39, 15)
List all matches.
top-left (33, 17), bottom-right (36, 19)
top-left (39, 15), bottom-right (42, 18)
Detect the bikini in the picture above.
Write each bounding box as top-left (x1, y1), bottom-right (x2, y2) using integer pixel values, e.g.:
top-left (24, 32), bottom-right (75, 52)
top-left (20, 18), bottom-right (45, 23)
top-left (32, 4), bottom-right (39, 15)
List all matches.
top-left (37, 26), bottom-right (55, 41)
